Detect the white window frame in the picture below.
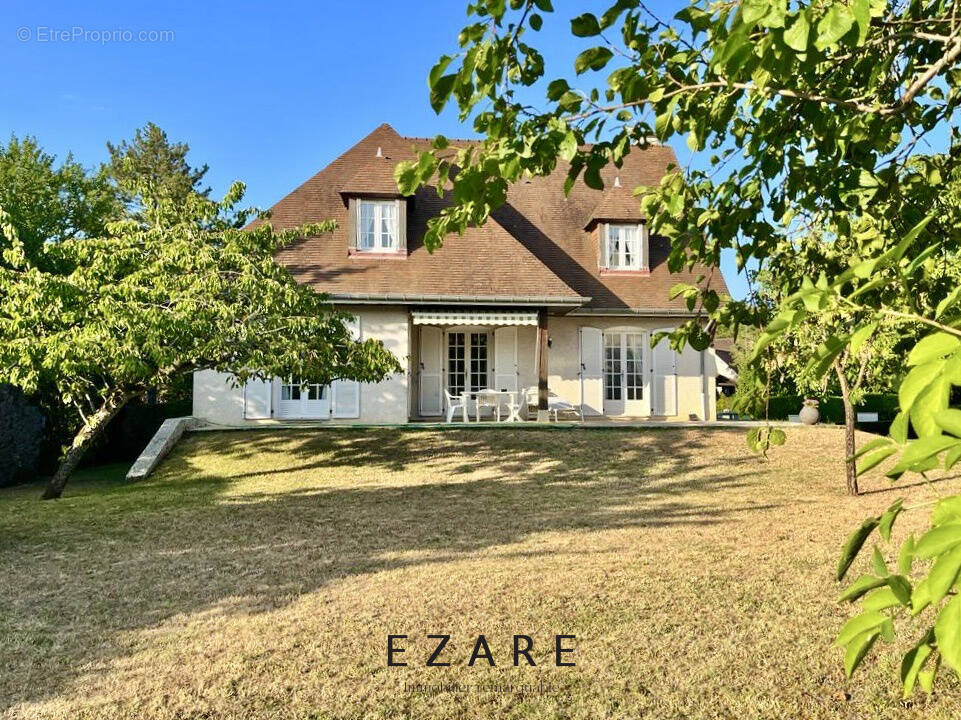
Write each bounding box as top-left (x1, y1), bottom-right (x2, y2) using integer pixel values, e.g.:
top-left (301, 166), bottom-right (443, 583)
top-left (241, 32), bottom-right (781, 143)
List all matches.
top-left (604, 223), bottom-right (647, 270)
top-left (357, 199), bottom-right (398, 252)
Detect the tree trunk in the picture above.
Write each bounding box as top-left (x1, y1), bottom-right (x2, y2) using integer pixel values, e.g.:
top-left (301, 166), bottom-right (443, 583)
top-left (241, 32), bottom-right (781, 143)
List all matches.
top-left (833, 363), bottom-right (859, 496)
top-left (41, 391), bottom-right (131, 500)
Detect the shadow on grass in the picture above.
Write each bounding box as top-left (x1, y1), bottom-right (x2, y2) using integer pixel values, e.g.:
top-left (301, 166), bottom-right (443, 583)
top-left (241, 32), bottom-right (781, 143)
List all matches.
top-left (0, 426), bottom-right (773, 710)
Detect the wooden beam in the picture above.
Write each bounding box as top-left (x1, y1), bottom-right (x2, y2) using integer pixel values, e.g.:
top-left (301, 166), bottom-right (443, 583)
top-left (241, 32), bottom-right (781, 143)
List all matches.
top-left (537, 309), bottom-right (549, 412)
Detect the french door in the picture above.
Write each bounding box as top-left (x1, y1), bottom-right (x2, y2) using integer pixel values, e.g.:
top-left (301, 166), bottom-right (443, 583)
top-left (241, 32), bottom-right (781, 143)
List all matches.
top-left (602, 331), bottom-right (648, 416)
top-left (447, 330), bottom-right (490, 396)
top-left (277, 379), bottom-right (329, 418)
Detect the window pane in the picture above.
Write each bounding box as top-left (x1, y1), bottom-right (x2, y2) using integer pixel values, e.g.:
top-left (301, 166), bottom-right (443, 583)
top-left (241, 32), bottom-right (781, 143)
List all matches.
top-left (469, 333), bottom-right (488, 392)
top-left (380, 203), bottom-right (396, 249)
top-left (360, 202), bottom-right (376, 249)
top-left (604, 333), bottom-right (623, 401)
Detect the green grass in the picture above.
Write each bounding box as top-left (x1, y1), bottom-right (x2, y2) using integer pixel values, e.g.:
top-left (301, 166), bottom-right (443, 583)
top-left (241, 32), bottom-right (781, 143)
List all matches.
top-left (1, 426), bottom-right (960, 719)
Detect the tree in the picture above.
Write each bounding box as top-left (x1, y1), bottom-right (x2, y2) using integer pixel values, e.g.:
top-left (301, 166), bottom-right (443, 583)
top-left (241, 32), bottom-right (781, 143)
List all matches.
top-left (402, 0), bottom-right (961, 693)
top-left (107, 122), bottom-right (210, 217)
top-left (751, 234), bottom-right (907, 495)
top-left (0, 135), bottom-right (116, 269)
top-left (0, 184), bottom-right (401, 499)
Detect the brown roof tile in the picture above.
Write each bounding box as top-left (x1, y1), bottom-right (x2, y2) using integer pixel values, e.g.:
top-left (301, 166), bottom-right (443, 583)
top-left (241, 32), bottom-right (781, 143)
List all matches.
top-left (259, 123), bottom-right (729, 311)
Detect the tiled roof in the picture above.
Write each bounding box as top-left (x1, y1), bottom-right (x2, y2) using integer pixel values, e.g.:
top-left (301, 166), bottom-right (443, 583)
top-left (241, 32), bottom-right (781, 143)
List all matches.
top-left (340, 150), bottom-right (408, 199)
top-left (586, 179), bottom-right (646, 227)
top-left (258, 123), bottom-right (729, 311)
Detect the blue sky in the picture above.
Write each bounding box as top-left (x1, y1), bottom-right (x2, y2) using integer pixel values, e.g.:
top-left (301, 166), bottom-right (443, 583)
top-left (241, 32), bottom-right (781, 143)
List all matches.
top-left (1, 0), bottom-right (750, 297)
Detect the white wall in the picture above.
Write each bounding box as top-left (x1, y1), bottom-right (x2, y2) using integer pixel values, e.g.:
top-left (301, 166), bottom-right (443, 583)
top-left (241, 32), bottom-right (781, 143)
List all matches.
top-left (191, 305), bottom-right (409, 425)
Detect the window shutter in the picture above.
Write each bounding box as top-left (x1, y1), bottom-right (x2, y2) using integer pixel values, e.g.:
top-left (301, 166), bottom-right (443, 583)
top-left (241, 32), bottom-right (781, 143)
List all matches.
top-left (397, 199), bottom-right (407, 253)
top-left (243, 377), bottom-right (272, 419)
top-left (598, 223), bottom-right (608, 269)
top-left (331, 314), bottom-right (362, 418)
top-left (347, 198), bottom-right (358, 252)
top-left (640, 222), bottom-right (649, 270)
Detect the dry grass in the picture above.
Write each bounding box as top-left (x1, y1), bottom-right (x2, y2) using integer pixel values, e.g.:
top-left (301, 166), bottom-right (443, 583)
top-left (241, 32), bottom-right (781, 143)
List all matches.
top-left (1, 426), bottom-right (960, 719)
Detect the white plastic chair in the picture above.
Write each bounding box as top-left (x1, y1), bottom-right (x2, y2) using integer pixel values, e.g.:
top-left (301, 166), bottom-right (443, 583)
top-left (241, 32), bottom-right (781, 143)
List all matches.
top-left (506, 388), bottom-right (530, 421)
top-left (444, 390), bottom-right (468, 423)
top-left (473, 389), bottom-right (500, 422)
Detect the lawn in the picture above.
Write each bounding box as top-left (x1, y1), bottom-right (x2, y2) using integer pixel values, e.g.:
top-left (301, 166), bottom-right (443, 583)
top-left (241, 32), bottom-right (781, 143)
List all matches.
top-left (1, 426), bottom-right (960, 719)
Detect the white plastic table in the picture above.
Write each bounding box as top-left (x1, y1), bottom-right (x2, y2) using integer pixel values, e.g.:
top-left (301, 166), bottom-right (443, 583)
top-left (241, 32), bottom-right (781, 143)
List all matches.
top-left (473, 389), bottom-right (519, 422)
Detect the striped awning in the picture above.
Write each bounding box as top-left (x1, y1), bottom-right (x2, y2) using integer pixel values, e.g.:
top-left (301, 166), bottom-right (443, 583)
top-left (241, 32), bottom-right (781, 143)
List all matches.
top-left (411, 310), bottom-right (539, 326)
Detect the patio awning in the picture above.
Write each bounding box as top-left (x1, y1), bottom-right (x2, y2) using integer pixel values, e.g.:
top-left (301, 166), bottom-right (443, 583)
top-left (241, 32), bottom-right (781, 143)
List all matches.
top-left (411, 310), bottom-right (539, 326)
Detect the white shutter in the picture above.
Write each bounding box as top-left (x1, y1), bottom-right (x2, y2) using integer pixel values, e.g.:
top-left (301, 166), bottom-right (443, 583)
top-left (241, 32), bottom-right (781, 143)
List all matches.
top-left (331, 314), bottom-right (361, 418)
top-left (652, 332), bottom-right (678, 416)
top-left (640, 223), bottom-right (649, 270)
top-left (493, 327), bottom-right (518, 392)
top-left (243, 377), bottom-right (272, 419)
top-left (418, 326), bottom-right (443, 416)
top-left (579, 326), bottom-right (603, 416)
top-left (598, 223), bottom-right (609, 269)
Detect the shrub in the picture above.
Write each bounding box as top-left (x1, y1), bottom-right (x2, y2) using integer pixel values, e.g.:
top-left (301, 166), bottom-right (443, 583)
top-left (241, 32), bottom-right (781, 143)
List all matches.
top-left (0, 384), bottom-right (45, 487)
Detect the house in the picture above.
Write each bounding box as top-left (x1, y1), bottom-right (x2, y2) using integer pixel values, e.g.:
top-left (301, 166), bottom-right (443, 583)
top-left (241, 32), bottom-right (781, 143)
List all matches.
top-left (192, 124), bottom-right (729, 425)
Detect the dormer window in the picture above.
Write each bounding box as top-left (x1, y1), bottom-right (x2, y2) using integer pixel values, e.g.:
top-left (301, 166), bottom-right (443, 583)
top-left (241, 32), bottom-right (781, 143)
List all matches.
top-left (358, 199), bottom-right (398, 251)
top-left (602, 223), bottom-right (648, 271)
top-left (346, 197), bottom-right (406, 257)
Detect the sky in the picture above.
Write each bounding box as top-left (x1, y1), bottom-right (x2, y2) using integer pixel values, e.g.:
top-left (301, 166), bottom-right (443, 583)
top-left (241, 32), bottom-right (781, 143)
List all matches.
top-left (0, 0), bottom-right (750, 298)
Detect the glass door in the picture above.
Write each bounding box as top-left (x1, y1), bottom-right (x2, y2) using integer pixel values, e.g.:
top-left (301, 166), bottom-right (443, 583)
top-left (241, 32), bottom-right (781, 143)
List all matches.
top-left (447, 331), bottom-right (490, 396)
top-left (602, 331), bottom-right (648, 416)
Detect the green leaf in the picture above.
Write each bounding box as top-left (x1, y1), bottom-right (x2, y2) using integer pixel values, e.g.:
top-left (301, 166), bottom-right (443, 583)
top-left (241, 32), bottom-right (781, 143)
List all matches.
top-left (574, 47), bottom-right (614, 74)
top-left (862, 586), bottom-right (900, 611)
top-left (919, 657), bottom-right (939, 693)
top-left (935, 408), bottom-right (961, 438)
top-left (559, 131), bottom-right (578, 162)
top-left (851, 0), bottom-right (871, 43)
top-left (838, 574), bottom-right (886, 602)
top-left (836, 610), bottom-right (887, 647)
top-left (915, 523), bottom-right (961, 559)
top-left (898, 360), bottom-right (944, 414)
top-left (852, 436), bottom-right (893, 460)
top-left (871, 545), bottom-right (888, 576)
top-left (935, 287), bottom-right (961, 319)
top-left (901, 631), bottom-right (935, 698)
top-left (935, 594), bottom-right (961, 674)
top-left (849, 322), bottom-right (878, 355)
top-left (857, 446), bottom-right (897, 475)
top-left (933, 497), bottom-right (961, 525)
top-left (908, 333), bottom-right (961, 366)
top-left (844, 629), bottom-right (879, 678)
top-left (887, 436), bottom-right (960, 478)
top-left (898, 534), bottom-right (916, 575)
top-left (927, 543), bottom-right (961, 604)
top-left (837, 516), bottom-right (880, 580)
top-left (783, 12), bottom-right (809, 51)
top-left (886, 574), bottom-right (912, 606)
top-left (815, 4), bottom-right (855, 51)
top-left (429, 74), bottom-right (457, 114)
top-left (890, 412), bottom-right (909, 444)
top-left (570, 13), bottom-right (601, 37)
top-left (879, 499), bottom-right (904, 542)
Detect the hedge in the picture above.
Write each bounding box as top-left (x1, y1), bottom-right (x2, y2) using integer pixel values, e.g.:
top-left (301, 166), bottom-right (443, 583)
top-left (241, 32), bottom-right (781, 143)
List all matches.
top-left (766, 394), bottom-right (900, 425)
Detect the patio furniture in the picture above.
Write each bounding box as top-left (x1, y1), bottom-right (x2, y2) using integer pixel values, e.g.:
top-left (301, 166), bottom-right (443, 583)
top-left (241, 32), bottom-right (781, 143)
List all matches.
top-left (444, 390), bottom-right (468, 423)
top-left (523, 387), bottom-right (583, 421)
top-left (505, 388), bottom-right (528, 422)
top-left (473, 389), bottom-right (502, 422)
